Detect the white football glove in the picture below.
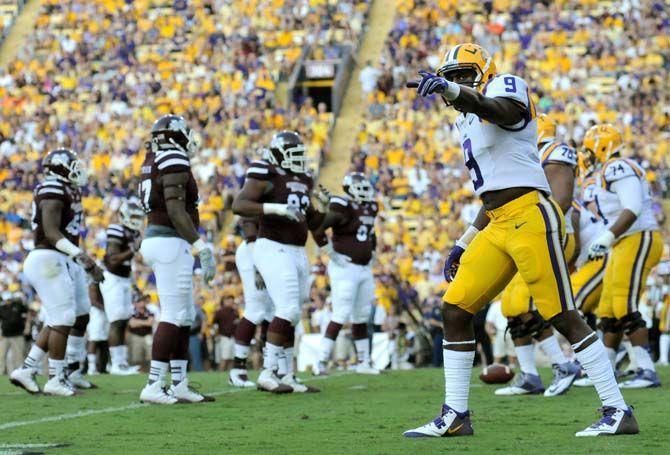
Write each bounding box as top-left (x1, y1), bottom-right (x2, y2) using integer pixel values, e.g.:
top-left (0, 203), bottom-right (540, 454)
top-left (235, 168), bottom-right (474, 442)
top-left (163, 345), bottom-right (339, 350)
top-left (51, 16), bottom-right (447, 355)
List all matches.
top-left (198, 246), bottom-right (216, 285)
top-left (263, 203), bottom-right (305, 223)
top-left (588, 230), bottom-right (615, 260)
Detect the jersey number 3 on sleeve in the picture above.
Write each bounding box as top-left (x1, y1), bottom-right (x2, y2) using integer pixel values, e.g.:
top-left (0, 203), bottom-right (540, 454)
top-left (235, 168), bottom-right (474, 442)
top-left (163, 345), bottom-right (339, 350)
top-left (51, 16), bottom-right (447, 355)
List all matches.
top-left (463, 138), bottom-right (484, 190)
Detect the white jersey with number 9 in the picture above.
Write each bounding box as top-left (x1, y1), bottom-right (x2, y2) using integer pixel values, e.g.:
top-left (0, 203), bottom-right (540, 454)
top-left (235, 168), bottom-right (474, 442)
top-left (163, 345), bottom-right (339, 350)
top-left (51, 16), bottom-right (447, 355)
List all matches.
top-left (454, 73), bottom-right (550, 196)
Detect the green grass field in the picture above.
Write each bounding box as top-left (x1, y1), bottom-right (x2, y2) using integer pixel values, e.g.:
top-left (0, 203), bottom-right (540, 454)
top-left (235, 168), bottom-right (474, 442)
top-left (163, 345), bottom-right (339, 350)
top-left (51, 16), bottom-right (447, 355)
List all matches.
top-left (1, 367), bottom-right (669, 454)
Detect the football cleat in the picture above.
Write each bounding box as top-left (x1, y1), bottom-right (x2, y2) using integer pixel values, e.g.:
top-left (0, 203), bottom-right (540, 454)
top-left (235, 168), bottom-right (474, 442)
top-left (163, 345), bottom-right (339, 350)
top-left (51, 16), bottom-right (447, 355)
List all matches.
top-left (355, 362), bottom-right (380, 375)
top-left (140, 381), bottom-right (178, 405)
top-left (229, 368), bottom-right (255, 388)
top-left (312, 362), bottom-right (329, 376)
top-left (575, 406), bottom-right (639, 437)
top-left (170, 378), bottom-right (215, 403)
top-left (43, 376), bottom-right (76, 397)
top-left (280, 374), bottom-right (320, 393)
top-left (67, 370), bottom-right (96, 389)
top-left (9, 367), bottom-right (41, 394)
top-left (256, 369), bottom-right (293, 394)
top-left (544, 361), bottom-right (581, 397)
top-left (403, 404), bottom-right (474, 438)
top-left (494, 372), bottom-right (544, 395)
top-left (618, 368), bottom-right (661, 389)
top-left (109, 364), bottom-right (140, 376)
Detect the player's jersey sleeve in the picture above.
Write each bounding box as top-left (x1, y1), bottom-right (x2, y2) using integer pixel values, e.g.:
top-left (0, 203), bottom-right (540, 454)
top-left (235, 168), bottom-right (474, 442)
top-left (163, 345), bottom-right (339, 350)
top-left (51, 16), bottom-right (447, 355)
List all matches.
top-left (602, 158), bottom-right (643, 185)
top-left (106, 223), bottom-right (126, 243)
top-left (541, 142), bottom-right (577, 168)
top-left (154, 148), bottom-right (191, 175)
top-left (245, 160), bottom-right (274, 181)
top-left (328, 195), bottom-right (349, 214)
top-left (35, 180), bottom-right (67, 202)
top-left (483, 74), bottom-right (531, 107)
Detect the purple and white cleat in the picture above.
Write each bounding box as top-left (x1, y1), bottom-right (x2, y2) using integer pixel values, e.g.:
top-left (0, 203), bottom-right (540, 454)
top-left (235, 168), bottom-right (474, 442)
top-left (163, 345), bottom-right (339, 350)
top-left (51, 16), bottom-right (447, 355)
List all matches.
top-left (544, 361), bottom-right (581, 397)
top-left (404, 404), bottom-right (473, 438)
top-left (619, 368), bottom-right (661, 389)
top-left (575, 406), bottom-right (639, 436)
top-left (495, 372), bottom-right (544, 396)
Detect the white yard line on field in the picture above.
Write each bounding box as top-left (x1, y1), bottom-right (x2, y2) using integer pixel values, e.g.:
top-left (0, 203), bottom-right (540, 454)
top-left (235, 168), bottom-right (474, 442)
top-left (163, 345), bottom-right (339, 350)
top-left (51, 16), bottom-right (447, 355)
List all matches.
top-left (0, 372), bottom-right (348, 431)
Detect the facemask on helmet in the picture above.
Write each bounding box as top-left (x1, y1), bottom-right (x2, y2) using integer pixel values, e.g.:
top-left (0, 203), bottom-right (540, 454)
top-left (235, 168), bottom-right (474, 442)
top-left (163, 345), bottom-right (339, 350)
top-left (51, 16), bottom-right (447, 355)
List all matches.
top-left (343, 173), bottom-right (374, 202)
top-left (43, 148), bottom-right (88, 187)
top-left (151, 114), bottom-right (199, 158)
top-left (120, 198), bottom-right (145, 231)
top-left (267, 131), bottom-right (308, 173)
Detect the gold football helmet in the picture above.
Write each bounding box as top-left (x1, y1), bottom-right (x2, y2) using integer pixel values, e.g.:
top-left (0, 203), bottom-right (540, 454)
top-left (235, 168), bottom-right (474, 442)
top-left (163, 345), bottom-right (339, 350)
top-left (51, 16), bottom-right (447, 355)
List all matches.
top-left (537, 114), bottom-right (556, 144)
top-left (436, 43), bottom-right (497, 92)
top-left (583, 124), bottom-right (623, 164)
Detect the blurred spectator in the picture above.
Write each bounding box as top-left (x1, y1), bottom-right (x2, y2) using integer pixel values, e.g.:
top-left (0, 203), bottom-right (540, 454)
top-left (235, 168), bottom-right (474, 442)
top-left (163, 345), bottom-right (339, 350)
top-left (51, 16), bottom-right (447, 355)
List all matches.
top-left (213, 295), bottom-right (238, 371)
top-left (486, 300), bottom-right (517, 367)
top-left (128, 296), bottom-right (155, 369)
top-left (0, 290), bottom-right (28, 374)
top-left (189, 297), bottom-right (207, 372)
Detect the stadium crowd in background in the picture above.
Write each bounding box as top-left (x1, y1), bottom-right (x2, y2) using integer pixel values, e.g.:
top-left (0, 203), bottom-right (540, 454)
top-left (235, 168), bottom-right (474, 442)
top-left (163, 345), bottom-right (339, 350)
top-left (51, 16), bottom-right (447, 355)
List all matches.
top-left (1, 0), bottom-right (669, 372)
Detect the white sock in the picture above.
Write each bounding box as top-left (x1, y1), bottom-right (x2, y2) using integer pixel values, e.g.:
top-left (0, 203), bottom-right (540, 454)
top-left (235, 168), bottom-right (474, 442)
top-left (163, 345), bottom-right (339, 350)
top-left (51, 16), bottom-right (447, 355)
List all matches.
top-left (442, 347), bottom-right (475, 413)
top-left (285, 347), bottom-right (295, 376)
top-left (148, 360), bottom-right (169, 384)
top-left (538, 335), bottom-right (569, 365)
top-left (660, 334), bottom-right (670, 363)
top-left (23, 345), bottom-right (46, 371)
top-left (319, 337), bottom-right (335, 363)
top-left (170, 359), bottom-right (188, 385)
top-left (605, 347), bottom-right (617, 369)
top-left (354, 338), bottom-right (370, 364)
top-left (87, 354), bottom-right (97, 372)
top-left (573, 337), bottom-right (627, 410)
top-left (632, 345), bottom-right (655, 371)
top-left (48, 358), bottom-right (66, 379)
top-left (515, 344), bottom-right (538, 375)
top-left (66, 335), bottom-right (86, 367)
top-left (264, 343), bottom-right (282, 371)
top-left (277, 349), bottom-right (288, 376)
top-left (121, 345), bottom-right (129, 365)
top-left (234, 343), bottom-right (250, 360)
top-left (109, 346), bottom-right (124, 367)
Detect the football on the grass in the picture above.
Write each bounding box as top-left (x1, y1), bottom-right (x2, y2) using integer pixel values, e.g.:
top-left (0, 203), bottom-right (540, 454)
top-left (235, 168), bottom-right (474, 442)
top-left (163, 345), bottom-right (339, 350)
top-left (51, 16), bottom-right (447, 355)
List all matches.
top-left (479, 364), bottom-right (514, 384)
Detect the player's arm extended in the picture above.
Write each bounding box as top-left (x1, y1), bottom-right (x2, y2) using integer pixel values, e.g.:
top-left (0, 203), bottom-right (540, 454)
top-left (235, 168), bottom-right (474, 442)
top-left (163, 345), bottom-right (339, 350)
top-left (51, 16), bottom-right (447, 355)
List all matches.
top-left (472, 206), bottom-right (490, 231)
top-left (607, 176), bottom-right (643, 238)
top-left (232, 178), bottom-right (271, 217)
top-left (163, 172), bottom-right (199, 244)
top-left (104, 240), bottom-right (134, 268)
top-left (450, 87), bottom-right (526, 126)
top-left (310, 209), bottom-right (347, 247)
top-left (544, 162), bottom-right (575, 213)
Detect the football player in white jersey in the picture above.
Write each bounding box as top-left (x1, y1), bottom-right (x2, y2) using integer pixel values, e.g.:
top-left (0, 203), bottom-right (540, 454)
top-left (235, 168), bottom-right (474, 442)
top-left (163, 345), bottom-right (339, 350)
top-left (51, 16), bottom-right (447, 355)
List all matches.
top-left (403, 43), bottom-right (636, 438)
top-left (583, 124), bottom-right (662, 389)
top-left (99, 198), bottom-right (144, 375)
top-left (496, 114), bottom-right (581, 398)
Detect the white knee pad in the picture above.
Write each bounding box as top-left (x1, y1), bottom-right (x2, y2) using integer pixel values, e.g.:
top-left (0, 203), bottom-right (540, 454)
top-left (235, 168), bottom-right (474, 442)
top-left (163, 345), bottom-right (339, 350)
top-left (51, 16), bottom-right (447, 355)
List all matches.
top-left (274, 303), bottom-right (301, 327)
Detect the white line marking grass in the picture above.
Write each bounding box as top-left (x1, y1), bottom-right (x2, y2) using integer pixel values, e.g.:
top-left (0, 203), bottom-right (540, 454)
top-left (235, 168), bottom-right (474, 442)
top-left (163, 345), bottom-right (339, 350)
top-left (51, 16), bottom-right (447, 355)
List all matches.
top-left (0, 372), bottom-right (346, 430)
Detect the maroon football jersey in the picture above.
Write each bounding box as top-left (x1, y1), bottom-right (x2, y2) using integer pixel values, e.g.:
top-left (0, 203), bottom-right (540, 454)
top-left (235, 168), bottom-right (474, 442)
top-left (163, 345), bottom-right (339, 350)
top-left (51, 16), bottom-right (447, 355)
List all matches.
top-left (32, 179), bottom-right (84, 249)
top-left (329, 196), bottom-right (378, 265)
top-left (139, 148), bottom-right (199, 230)
top-left (245, 160), bottom-right (319, 246)
top-left (104, 223), bottom-right (140, 278)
